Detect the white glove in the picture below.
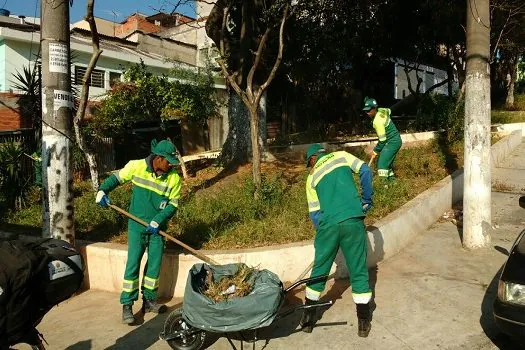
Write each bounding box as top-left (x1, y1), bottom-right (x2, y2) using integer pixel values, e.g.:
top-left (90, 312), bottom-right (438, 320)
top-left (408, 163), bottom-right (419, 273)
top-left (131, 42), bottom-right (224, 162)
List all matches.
top-left (95, 190), bottom-right (110, 207)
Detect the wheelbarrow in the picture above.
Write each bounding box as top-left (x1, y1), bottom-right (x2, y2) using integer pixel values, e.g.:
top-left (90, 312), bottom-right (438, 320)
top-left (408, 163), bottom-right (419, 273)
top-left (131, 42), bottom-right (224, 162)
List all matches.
top-left (159, 263), bottom-right (333, 350)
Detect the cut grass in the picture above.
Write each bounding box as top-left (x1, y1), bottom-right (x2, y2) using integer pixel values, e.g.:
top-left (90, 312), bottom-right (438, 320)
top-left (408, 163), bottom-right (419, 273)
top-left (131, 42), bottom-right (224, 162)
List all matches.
top-left (3, 140), bottom-right (464, 250)
top-left (203, 264), bottom-right (255, 303)
top-left (492, 110), bottom-right (525, 124)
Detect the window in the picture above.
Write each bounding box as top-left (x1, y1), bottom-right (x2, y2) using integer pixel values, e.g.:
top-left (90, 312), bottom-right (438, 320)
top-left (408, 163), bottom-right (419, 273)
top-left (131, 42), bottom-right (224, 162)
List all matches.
top-left (109, 72), bottom-right (122, 88)
top-left (74, 66), bottom-right (105, 88)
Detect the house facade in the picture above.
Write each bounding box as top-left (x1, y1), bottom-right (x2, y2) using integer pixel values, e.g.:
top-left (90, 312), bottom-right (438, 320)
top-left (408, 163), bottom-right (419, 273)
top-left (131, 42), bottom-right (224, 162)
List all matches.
top-left (0, 12), bottom-right (197, 131)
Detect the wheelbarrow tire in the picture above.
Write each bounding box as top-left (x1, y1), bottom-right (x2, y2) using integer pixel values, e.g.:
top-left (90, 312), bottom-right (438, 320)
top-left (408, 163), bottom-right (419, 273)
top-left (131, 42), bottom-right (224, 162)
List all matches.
top-left (162, 308), bottom-right (207, 350)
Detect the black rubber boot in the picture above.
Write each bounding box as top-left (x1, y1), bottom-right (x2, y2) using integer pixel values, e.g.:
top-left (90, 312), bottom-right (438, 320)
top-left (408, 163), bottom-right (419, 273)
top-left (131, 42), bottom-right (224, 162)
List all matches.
top-left (356, 303), bottom-right (371, 337)
top-left (142, 299), bottom-right (167, 314)
top-left (300, 298), bottom-right (317, 333)
top-left (122, 304), bottom-right (135, 325)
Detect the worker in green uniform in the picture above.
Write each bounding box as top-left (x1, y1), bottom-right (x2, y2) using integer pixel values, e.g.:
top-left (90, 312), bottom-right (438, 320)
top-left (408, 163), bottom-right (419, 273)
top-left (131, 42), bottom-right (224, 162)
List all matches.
top-left (302, 144), bottom-right (374, 337)
top-left (96, 139), bottom-right (182, 324)
top-left (363, 97), bottom-right (402, 180)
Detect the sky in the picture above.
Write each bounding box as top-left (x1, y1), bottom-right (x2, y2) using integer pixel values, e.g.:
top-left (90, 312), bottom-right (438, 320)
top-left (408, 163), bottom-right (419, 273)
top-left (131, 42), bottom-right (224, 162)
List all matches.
top-left (3, 0), bottom-right (195, 23)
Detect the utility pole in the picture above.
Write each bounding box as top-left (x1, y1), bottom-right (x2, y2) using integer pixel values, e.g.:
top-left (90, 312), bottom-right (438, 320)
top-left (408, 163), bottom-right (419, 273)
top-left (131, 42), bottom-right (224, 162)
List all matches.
top-left (463, 0), bottom-right (491, 249)
top-left (41, 0), bottom-right (75, 245)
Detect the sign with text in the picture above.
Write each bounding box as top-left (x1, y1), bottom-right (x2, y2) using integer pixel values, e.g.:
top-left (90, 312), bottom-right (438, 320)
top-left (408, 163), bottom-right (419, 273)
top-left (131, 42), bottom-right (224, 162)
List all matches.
top-left (49, 42), bottom-right (68, 73)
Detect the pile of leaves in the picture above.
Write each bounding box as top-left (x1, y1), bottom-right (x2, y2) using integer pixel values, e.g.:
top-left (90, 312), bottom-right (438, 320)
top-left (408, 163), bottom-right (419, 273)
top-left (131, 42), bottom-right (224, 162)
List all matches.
top-left (203, 265), bottom-right (257, 303)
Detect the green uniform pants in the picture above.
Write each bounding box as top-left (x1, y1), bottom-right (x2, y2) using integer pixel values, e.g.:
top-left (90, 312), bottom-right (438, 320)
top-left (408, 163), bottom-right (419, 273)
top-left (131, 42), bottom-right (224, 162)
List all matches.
top-left (377, 137), bottom-right (402, 178)
top-left (120, 220), bottom-right (165, 305)
top-left (306, 218), bottom-right (372, 304)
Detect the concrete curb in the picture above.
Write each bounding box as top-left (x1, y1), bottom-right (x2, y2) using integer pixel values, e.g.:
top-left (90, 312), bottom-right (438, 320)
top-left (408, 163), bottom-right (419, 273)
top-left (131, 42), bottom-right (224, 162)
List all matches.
top-left (267, 130), bottom-right (438, 156)
top-left (2, 129), bottom-right (522, 299)
top-left (491, 129), bottom-right (523, 169)
top-left (492, 122), bottom-right (525, 134)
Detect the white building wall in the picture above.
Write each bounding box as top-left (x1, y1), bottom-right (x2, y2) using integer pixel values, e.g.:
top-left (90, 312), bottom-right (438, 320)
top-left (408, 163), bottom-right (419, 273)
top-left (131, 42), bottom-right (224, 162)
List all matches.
top-left (394, 60), bottom-right (451, 99)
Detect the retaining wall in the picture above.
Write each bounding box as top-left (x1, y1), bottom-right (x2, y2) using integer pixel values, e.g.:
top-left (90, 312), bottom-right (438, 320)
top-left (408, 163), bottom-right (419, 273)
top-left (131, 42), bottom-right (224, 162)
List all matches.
top-left (2, 130), bottom-right (522, 298)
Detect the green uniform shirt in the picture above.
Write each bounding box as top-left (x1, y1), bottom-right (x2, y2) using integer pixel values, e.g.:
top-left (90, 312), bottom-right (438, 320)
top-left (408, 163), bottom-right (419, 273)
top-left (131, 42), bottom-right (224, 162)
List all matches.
top-left (373, 108), bottom-right (400, 153)
top-left (99, 155), bottom-right (182, 229)
top-left (306, 151), bottom-right (365, 228)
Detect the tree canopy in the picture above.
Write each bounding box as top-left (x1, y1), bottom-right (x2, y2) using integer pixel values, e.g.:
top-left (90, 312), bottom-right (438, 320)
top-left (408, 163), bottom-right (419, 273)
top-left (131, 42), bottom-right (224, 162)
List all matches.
top-left (91, 61), bottom-right (218, 138)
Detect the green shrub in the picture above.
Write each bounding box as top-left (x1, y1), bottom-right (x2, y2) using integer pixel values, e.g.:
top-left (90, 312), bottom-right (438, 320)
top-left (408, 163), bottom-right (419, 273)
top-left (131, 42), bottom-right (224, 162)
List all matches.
top-left (415, 94), bottom-right (464, 142)
top-left (0, 142), bottom-right (33, 210)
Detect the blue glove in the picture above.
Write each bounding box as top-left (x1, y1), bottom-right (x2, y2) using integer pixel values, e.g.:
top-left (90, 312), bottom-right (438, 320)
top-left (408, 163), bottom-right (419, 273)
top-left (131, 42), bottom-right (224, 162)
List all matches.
top-left (146, 221), bottom-right (160, 236)
top-left (95, 191), bottom-right (110, 208)
top-left (362, 202), bottom-right (373, 214)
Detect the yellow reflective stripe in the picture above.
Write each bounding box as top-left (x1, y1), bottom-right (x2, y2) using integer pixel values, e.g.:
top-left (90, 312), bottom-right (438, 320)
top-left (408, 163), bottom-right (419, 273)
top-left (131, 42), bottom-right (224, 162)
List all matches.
top-left (132, 176), bottom-right (169, 192)
top-left (308, 201), bottom-right (320, 211)
top-left (305, 287), bottom-right (321, 301)
top-left (117, 160), bottom-right (140, 183)
top-left (169, 199), bottom-right (179, 207)
top-left (312, 156), bottom-right (347, 187)
top-left (305, 174), bottom-right (320, 212)
top-left (168, 178), bottom-right (182, 203)
top-left (381, 108), bottom-right (392, 127)
top-left (132, 178), bottom-right (174, 197)
top-left (378, 169), bottom-right (389, 177)
top-left (373, 112), bottom-right (387, 141)
top-left (352, 292), bottom-right (372, 304)
top-left (115, 172), bottom-right (123, 183)
top-left (121, 159), bottom-right (182, 197)
top-left (344, 153), bottom-right (364, 173)
top-left (143, 276), bottom-right (159, 290)
top-left (122, 279), bottom-right (139, 292)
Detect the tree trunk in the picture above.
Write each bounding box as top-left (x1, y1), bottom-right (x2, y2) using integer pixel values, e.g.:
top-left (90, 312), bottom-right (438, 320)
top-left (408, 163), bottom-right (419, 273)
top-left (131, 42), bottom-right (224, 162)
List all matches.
top-left (505, 56), bottom-right (517, 108)
top-left (174, 145), bottom-right (189, 179)
top-left (463, 0), bottom-right (491, 250)
top-left (218, 91), bottom-right (251, 165)
top-left (249, 106), bottom-right (262, 192)
top-left (73, 123), bottom-right (99, 190)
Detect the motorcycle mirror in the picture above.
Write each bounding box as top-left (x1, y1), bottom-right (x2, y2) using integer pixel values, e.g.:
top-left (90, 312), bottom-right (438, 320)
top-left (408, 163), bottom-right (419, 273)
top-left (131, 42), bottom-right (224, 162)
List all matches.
top-left (520, 196), bottom-right (525, 209)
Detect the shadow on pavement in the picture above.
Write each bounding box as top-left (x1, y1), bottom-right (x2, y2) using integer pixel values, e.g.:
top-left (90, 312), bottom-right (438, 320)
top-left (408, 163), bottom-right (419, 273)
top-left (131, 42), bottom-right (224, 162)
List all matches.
top-left (64, 339), bottom-right (92, 350)
top-left (105, 302), bottom-right (182, 350)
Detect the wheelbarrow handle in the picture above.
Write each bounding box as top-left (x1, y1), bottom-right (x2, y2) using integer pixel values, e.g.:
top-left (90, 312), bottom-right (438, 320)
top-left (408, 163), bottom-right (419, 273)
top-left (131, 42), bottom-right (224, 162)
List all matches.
top-left (109, 204), bottom-right (219, 265)
top-left (284, 275), bottom-right (329, 293)
top-left (274, 300), bottom-right (333, 321)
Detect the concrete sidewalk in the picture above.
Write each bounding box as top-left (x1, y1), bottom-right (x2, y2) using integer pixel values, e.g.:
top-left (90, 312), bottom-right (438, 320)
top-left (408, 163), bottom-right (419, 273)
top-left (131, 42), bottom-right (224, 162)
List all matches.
top-left (14, 139), bottom-right (525, 350)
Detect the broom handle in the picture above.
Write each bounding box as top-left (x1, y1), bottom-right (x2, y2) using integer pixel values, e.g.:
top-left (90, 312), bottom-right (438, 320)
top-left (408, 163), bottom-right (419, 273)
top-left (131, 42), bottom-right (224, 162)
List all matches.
top-left (109, 204), bottom-right (219, 266)
top-left (294, 261), bottom-right (314, 283)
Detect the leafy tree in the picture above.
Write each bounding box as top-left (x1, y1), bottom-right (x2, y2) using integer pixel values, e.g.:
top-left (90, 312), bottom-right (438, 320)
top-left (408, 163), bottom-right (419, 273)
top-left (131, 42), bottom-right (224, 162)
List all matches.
top-left (92, 61), bottom-right (217, 138)
top-left (490, 0), bottom-right (525, 107)
top-left (205, 0), bottom-right (291, 194)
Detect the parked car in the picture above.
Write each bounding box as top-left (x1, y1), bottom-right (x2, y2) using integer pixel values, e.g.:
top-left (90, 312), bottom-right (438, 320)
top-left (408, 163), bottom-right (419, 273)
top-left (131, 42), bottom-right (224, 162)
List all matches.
top-left (493, 196), bottom-right (525, 342)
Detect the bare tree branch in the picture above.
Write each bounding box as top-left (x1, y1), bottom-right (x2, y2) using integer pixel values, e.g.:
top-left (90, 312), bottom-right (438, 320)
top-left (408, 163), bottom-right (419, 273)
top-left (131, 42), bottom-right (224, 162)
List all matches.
top-left (403, 60), bottom-right (420, 96)
top-left (217, 58), bottom-right (250, 106)
top-left (491, 10), bottom-right (512, 62)
top-left (247, 27), bottom-right (271, 100)
top-left (255, 3), bottom-right (290, 105)
top-left (73, 0), bottom-right (103, 190)
top-left (424, 78), bottom-right (452, 96)
top-left (220, 6), bottom-right (229, 57)
top-left (75, 0), bottom-right (103, 127)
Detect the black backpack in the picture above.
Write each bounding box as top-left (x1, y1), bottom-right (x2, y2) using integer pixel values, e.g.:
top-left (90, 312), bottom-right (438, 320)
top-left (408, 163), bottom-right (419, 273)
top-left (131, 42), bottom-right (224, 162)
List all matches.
top-left (0, 238), bottom-right (84, 349)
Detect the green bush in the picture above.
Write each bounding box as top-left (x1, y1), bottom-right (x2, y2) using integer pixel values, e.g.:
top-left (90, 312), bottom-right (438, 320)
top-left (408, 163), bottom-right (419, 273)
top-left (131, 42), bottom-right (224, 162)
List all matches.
top-left (0, 142), bottom-right (33, 210)
top-left (415, 94), bottom-right (464, 142)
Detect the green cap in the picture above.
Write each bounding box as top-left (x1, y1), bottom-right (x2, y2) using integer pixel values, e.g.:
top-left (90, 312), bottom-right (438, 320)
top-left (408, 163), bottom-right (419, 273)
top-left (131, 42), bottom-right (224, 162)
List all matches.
top-left (151, 139), bottom-right (179, 165)
top-left (305, 143), bottom-right (325, 167)
top-left (362, 97), bottom-right (378, 112)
